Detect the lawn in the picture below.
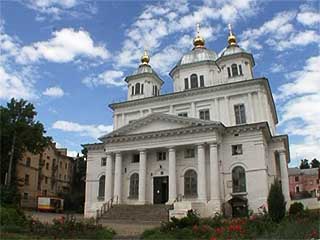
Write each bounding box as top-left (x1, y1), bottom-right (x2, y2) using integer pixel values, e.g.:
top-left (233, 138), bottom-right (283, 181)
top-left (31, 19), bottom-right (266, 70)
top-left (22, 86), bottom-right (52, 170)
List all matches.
top-left (142, 209), bottom-right (320, 240)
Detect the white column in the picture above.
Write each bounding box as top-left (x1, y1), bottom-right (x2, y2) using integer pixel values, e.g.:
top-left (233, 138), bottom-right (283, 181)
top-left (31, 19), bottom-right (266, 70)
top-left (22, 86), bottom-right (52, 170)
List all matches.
top-left (279, 150), bottom-right (290, 203)
top-left (197, 144), bottom-right (207, 201)
top-left (224, 97), bottom-right (230, 125)
top-left (257, 91), bottom-right (266, 121)
top-left (138, 150), bottom-right (147, 204)
top-left (248, 93), bottom-right (255, 123)
top-left (105, 153), bottom-right (113, 201)
top-left (114, 152), bottom-right (122, 204)
top-left (169, 105), bottom-right (174, 114)
top-left (191, 102), bottom-right (196, 117)
top-left (168, 148), bottom-right (177, 203)
top-left (209, 143), bottom-right (220, 203)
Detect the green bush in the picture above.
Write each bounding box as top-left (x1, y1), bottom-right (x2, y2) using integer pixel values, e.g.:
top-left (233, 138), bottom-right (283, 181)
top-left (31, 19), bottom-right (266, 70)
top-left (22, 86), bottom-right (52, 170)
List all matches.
top-left (289, 202), bottom-right (304, 215)
top-left (0, 206), bottom-right (27, 226)
top-left (0, 185), bottom-right (20, 207)
top-left (160, 210), bottom-right (200, 232)
top-left (267, 180), bottom-right (286, 222)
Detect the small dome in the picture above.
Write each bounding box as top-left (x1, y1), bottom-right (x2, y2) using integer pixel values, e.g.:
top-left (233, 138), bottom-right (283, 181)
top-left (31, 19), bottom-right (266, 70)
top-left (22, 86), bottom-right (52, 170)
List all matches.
top-left (132, 64), bottom-right (155, 75)
top-left (177, 48), bottom-right (218, 66)
top-left (219, 45), bottom-right (247, 58)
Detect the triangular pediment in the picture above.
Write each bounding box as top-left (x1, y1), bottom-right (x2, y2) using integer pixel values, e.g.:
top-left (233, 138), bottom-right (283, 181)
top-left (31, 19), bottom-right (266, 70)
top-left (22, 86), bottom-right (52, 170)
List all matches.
top-left (99, 113), bottom-right (220, 140)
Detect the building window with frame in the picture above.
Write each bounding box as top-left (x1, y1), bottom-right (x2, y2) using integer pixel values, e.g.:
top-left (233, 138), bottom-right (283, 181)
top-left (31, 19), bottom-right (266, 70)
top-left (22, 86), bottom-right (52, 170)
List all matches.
top-left (46, 162), bottom-right (49, 170)
top-left (65, 163), bottom-right (68, 169)
top-left (132, 154), bottom-right (140, 163)
top-left (200, 75), bottom-right (204, 87)
top-left (227, 67), bottom-right (231, 77)
top-left (25, 174), bottom-right (29, 185)
top-left (45, 176), bottom-right (48, 184)
top-left (135, 83), bottom-right (140, 95)
top-left (131, 86), bottom-right (134, 95)
top-left (157, 152), bottom-right (167, 161)
top-left (232, 144), bottom-right (243, 155)
top-left (101, 157), bottom-right (106, 166)
top-left (184, 170), bottom-right (197, 197)
top-left (26, 157), bottom-right (31, 167)
top-left (178, 112), bottom-right (188, 117)
top-left (190, 74), bottom-right (198, 89)
top-left (129, 173), bottom-right (139, 199)
top-left (98, 175), bottom-right (105, 199)
top-left (295, 176), bottom-right (299, 182)
top-left (231, 63), bottom-right (238, 76)
top-left (295, 185), bottom-right (300, 193)
top-left (199, 109), bottom-right (210, 120)
top-left (239, 64), bottom-right (243, 75)
top-left (141, 84), bottom-right (144, 94)
top-left (232, 166), bottom-right (246, 193)
top-left (234, 104), bottom-right (246, 124)
top-left (23, 193), bottom-right (28, 200)
top-left (153, 85), bottom-right (158, 96)
top-left (184, 78), bottom-right (189, 89)
top-left (184, 148), bottom-right (195, 158)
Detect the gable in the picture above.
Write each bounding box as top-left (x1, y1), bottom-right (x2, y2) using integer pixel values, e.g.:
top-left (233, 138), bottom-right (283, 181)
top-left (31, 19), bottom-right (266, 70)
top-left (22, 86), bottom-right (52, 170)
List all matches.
top-left (128, 119), bottom-right (189, 134)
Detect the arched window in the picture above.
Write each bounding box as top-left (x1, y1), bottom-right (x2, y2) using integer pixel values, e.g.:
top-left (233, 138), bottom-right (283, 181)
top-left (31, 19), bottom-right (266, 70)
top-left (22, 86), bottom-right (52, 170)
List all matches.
top-left (131, 86), bottom-right (134, 95)
top-left (129, 173), bottom-right (139, 198)
top-left (98, 175), bottom-right (105, 199)
top-left (231, 64), bottom-right (238, 76)
top-left (232, 166), bottom-right (246, 193)
top-left (184, 169), bottom-right (197, 197)
top-left (190, 74), bottom-right (198, 89)
top-left (135, 83), bottom-right (140, 95)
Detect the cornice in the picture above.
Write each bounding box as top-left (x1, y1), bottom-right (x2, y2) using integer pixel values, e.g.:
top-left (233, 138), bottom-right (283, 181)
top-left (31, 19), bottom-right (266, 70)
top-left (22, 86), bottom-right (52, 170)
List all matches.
top-left (82, 143), bottom-right (104, 151)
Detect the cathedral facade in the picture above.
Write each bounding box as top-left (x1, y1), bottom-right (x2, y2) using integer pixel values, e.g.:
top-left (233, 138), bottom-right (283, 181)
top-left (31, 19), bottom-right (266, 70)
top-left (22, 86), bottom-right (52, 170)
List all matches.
top-left (84, 26), bottom-right (290, 218)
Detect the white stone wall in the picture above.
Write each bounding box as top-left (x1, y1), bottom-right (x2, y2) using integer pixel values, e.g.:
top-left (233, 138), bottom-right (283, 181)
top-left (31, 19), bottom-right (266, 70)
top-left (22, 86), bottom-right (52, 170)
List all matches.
top-left (127, 76), bottom-right (162, 101)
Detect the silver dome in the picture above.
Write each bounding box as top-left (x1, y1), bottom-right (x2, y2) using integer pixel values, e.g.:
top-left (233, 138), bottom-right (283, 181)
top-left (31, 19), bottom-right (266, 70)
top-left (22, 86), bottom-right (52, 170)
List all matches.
top-left (219, 45), bottom-right (247, 58)
top-left (177, 48), bottom-right (218, 66)
top-left (132, 64), bottom-right (155, 75)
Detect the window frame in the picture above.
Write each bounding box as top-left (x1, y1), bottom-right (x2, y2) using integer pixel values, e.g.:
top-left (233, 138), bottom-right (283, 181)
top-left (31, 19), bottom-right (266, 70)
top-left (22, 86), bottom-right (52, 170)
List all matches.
top-left (234, 104), bottom-right (246, 125)
top-left (232, 144), bottom-right (243, 155)
top-left (232, 166), bottom-right (246, 193)
top-left (132, 154), bottom-right (140, 163)
top-left (184, 170), bottom-right (197, 197)
top-left (157, 152), bottom-right (167, 161)
top-left (98, 175), bottom-right (105, 199)
top-left (25, 174), bottom-right (29, 185)
top-left (178, 112), bottom-right (188, 117)
top-left (101, 157), bottom-right (107, 166)
top-left (184, 78), bottom-right (189, 89)
top-left (231, 63), bottom-right (239, 77)
top-left (199, 75), bottom-right (204, 87)
top-left (129, 173), bottom-right (139, 199)
top-left (26, 157), bottom-right (31, 167)
top-left (190, 74), bottom-right (198, 89)
top-left (239, 64), bottom-right (243, 75)
top-left (199, 109), bottom-right (210, 120)
top-left (184, 148), bottom-right (195, 158)
top-left (135, 83), bottom-right (140, 95)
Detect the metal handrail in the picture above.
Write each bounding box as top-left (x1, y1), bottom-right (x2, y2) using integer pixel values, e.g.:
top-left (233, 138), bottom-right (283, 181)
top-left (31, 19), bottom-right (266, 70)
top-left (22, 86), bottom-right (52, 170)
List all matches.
top-left (95, 195), bottom-right (118, 222)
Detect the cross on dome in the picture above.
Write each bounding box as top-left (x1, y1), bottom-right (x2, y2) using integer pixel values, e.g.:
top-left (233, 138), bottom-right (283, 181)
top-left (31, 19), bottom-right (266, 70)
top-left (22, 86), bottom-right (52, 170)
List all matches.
top-left (227, 23), bottom-right (237, 46)
top-left (193, 23), bottom-right (205, 49)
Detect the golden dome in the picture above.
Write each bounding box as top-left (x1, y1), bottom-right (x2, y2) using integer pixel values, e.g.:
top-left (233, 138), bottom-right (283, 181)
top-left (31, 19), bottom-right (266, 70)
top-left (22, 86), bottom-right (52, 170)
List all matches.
top-left (227, 23), bottom-right (237, 46)
top-left (141, 50), bottom-right (150, 65)
top-left (193, 23), bottom-right (205, 49)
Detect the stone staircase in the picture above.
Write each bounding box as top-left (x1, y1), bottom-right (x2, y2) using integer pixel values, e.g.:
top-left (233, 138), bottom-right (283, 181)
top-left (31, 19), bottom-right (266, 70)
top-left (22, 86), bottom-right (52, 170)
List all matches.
top-left (99, 204), bottom-right (172, 224)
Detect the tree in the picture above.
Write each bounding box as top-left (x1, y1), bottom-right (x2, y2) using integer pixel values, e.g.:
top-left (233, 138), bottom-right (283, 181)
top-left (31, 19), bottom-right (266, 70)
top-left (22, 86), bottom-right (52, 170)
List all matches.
top-left (267, 180), bottom-right (286, 222)
top-left (0, 98), bottom-right (50, 186)
top-left (299, 159), bottom-right (310, 169)
top-left (310, 158), bottom-right (320, 168)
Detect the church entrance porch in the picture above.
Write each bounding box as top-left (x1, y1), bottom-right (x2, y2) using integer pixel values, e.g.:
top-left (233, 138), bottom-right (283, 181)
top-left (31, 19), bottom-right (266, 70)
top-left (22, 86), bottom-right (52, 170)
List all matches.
top-left (153, 176), bottom-right (169, 204)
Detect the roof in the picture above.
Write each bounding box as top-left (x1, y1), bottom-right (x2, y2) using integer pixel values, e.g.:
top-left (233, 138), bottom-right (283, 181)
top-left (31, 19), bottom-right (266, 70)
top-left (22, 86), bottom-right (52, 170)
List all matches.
top-left (125, 64), bottom-right (163, 84)
top-left (99, 112), bottom-right (222, 141)
top-left (176, 47), bottom-right (217, 66)
top-left (219, 45), bottom-right (247, 57)
top-left (288, 167), bottom-right (319, 176)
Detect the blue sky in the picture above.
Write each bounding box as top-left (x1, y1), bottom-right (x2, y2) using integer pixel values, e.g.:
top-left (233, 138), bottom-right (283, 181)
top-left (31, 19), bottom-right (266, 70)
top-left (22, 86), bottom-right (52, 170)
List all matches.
top-left (1, 0), bottom-right (319, 166)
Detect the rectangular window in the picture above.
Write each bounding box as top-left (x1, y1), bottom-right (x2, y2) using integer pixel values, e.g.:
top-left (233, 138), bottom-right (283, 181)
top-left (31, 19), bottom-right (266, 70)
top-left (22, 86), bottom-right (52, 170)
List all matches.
top-left (199, 109), bottom-right (210, 120)
top-left (65, 163), bottom-right (68, 169)
top-left (184, 78), bottom-right (189, 89)
top-left (131, 86), bottom-right (134, 95)
top-left (200, 75), bottom-right (204, 87)
top-left (184, 148), bottom-right (195, 158)
top-left (46, 162), bottom-right (49, 170)
top-left (239, 64), bottom-right (243, 75)
top-left (26, 158), bottom-right (31, 167)
top-left (25, 174), bottom-right (29, 185)
top-left (45, 176), bottom-right (48, 184)
top-left (132, 154), bottom-right (140, 163)
top-left (234, 104), bottom-right (246, 124)
top-left (178, 112), bottom-right (188, 117)
top-left (157, 152), bottom-right (167, 161)
top-left (23, 193), bottom-right (28, 200)
top-left (295, 176), bottom-right (299, 182)
top-left (232, 144), bottom-right (243, 155)
top-left (141, 84), bottom-right (144, 94)
top-left (155, 86), bottom-right (158, 96)
top-left (101, 157), bottom-right (106, 166)
top-left (227, 67), bottom-right (231, 77)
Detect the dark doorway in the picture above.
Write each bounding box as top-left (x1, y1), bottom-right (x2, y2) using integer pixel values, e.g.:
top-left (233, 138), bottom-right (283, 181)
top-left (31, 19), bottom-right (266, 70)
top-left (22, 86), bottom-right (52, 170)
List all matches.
top-left (229, 196), bottom-right (248, 218)
top-left (153, 176), bottom-right (168, 204)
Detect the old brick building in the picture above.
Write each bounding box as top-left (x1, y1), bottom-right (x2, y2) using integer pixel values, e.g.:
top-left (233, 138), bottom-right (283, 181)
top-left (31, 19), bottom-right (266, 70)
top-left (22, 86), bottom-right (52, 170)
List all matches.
top-left (16, 142), bottom-right (74, 208)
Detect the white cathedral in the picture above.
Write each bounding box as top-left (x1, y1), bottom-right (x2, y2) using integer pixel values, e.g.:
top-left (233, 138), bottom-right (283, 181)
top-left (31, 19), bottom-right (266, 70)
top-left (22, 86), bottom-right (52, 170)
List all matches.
top-left (84, 25), bottom-right (290, 218)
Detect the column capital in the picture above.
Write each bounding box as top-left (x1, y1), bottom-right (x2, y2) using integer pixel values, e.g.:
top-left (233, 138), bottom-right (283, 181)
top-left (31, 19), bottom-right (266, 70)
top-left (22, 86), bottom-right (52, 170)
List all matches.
top-left (115, 152), bottom-right (122, 158)
top-left (277, 149), bottom-right (286, 154)
top-left (105, 152), bottom-right (113, 157)
top-left (138, 149), bottom-right (147, 153)
top-left (167, 147), bottom-right (176, 152)
top-left (196, 143), bottom-right (205, 148)
top-left (208, 142), bottom-right (218, 147)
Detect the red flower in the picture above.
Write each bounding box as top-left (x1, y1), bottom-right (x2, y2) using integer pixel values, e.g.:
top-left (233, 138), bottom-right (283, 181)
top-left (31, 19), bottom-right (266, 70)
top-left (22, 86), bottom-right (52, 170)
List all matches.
top-left (214, 227), bottom-right (224, 235)
top-left (210, 237), bottom-right (217, 240)
top-left (192, 225), bottom-right (199, 233)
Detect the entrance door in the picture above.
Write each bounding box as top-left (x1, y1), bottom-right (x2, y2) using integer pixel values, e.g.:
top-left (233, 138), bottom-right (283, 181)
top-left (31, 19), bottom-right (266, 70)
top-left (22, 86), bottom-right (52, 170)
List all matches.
top-left (153, 176), bottom-right (169, 204)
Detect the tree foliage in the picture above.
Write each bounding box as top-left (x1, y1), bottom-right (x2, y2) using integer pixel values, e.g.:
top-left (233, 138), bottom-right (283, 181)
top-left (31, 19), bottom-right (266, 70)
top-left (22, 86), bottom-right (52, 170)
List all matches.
top-left (299, 159), bottom-right (310, 169)
top-left (0, 98), bottom-right (51, 185)
top-left (310, 158), bottom-right (320, 168)
top-left (267, 180), bottom-right (286, 223)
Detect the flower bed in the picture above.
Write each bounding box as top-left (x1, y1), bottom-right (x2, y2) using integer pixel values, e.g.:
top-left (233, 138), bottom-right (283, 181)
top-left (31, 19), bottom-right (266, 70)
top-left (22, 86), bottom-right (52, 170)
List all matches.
top-left (142, 209), bottom-right (320, 240)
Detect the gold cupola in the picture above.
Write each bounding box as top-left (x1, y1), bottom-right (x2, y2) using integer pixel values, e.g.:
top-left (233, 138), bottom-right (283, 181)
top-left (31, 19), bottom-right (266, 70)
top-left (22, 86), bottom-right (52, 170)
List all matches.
top-left (140, 49), bottom-right (150, 65)
top-left (227, 23), bottom-right (237, 46)
top-left (193, 23), bottom-right (205, 48)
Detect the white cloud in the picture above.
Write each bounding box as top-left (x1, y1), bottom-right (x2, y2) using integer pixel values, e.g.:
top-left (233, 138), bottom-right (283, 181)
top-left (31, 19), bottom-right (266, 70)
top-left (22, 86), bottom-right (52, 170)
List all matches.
top-left (297, 11), bottom-right (320, 26)
top-left (43, 86), bottom-right (64, 97)
top-left (82, 70), bottom-right (125, 88)
top-left (0, 66), bottom-right (37, 100)
top-left (277, 56), bottom-right (320, 163)
top-left (269, 63), bottom-right (285, 73)
top-left (17, 28), bottom-right (109, 64)
top-left (52, 120), bottom-right (113, 138)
